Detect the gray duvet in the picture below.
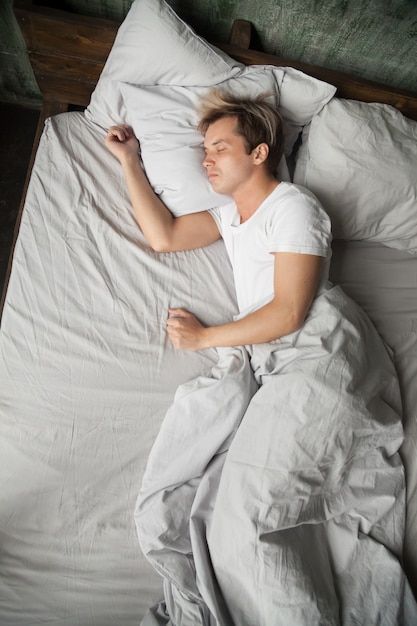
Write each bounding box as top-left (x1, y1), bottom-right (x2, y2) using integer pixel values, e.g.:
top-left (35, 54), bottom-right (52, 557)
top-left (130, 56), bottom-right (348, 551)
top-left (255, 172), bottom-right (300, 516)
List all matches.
top-left (136, 285), bottom-right (417, 625)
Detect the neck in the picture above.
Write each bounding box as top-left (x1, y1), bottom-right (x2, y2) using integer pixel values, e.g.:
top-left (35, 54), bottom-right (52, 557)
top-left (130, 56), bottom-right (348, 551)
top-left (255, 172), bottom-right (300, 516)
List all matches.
top-left (233, 173), bottom-right (280, 223)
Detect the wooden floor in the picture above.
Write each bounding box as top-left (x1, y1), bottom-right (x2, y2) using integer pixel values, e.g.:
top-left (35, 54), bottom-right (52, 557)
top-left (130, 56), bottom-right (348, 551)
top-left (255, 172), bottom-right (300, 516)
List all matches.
top-left (0, 103), bottom-right (39, 300)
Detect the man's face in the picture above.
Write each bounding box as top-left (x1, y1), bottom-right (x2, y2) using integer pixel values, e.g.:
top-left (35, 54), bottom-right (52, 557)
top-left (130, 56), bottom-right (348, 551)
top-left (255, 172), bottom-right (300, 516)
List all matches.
top-left (203, 116), bottom-right (256, 196)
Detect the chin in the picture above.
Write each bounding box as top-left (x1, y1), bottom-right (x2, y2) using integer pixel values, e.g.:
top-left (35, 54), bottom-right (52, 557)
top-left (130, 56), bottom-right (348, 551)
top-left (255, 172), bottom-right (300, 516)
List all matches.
top-left (210, 179), bottom-right (227, 195)
top-left (209, 180), bottom-right (220, 192)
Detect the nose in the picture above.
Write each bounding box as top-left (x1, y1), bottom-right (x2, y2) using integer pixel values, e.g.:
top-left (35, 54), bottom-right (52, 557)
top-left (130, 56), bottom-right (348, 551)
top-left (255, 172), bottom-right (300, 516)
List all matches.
top-left (203, 153), bottom-right (214, 169)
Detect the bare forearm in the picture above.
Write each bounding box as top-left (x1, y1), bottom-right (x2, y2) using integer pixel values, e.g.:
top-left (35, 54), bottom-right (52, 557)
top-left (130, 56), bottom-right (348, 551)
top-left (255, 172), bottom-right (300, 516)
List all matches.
top-left (121, 154), bottom-right (174, 250)
top-left (201, 300), bottom-right (302, 348)
top-left (107, 126), bottom-right (220, 252)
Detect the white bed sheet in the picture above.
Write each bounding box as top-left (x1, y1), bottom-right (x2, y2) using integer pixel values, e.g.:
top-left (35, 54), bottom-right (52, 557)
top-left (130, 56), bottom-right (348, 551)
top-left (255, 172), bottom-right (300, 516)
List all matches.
top-left (0, 112), bottom-right (237, 625)
top-left (0, 111), bottom-right (416, 624)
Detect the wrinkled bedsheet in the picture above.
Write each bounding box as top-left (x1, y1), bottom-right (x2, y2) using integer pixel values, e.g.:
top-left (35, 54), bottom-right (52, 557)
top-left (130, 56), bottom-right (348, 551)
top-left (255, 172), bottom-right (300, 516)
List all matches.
top-left (0, 112), bottom-right (238, 624)
top-left (135, 285), bottom-right (417, 625)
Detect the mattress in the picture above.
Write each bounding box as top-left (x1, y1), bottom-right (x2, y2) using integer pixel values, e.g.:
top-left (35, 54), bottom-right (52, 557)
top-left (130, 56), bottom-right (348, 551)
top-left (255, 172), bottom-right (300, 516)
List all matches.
top-left (0, 111), bottom-right (416, 624)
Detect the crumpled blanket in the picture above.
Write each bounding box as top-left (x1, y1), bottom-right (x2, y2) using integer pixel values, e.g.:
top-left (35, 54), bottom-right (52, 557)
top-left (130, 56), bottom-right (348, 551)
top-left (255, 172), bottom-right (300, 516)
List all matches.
top-left (135, 285), bottom-right (417, 625)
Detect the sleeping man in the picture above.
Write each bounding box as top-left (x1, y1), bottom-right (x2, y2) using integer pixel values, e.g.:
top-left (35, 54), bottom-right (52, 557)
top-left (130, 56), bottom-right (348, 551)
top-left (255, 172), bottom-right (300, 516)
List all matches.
top-left (105, 93), bottom-right (330, 350)
top-left (105, 94), bottom-right (416, 625)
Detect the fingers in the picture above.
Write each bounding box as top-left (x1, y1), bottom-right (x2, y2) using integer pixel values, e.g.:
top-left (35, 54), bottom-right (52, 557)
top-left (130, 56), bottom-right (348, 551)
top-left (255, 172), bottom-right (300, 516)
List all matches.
top-left (166, 318), bottom-right (183, 328)
top-left (166, 325), bottom-right (186, 349)
top-left (166, 324), bottom-right (181, 345)
top-left (167, 309), bottom-right (191, 328)
top-left (166, 317), bottom-right (185, 335)
top-left (166, 317), bottom-right (201, 351)
top-left (106, 124), bottom-right (134, 142)
top-left (168, 308), bottom-right (190, 318)
top-left (168, 332), bottom-right (181, 349)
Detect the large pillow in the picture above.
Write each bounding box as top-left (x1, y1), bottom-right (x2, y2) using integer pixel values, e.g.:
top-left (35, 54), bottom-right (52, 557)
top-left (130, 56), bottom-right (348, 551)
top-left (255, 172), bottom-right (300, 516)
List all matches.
top-left (86, 0), bottom-right (336, 216)
top-left (85, 0), bottom-right (243, 129)
top-left (294, 98), bottom-right (417, 254)
top-left (120, 66), bottom-right (284, 215)
top-left (278, 66), bottom-right (338, 154)
top-left (120, 66), bottom-right (336, 216)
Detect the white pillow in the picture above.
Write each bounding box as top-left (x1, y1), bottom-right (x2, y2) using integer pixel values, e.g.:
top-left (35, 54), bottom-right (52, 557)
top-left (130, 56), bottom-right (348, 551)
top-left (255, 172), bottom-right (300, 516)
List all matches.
top-left (120, 66), bottom-right (285, 215)
top-left (85, 0), bottom-right (335, 216)
top-left (278, 66), bottom-right (338, 154)
top-left (120, 66), bottom-right (336, 216)
top-left (294, 98), bottom-right (417, 254)
top-left (85, 0), bottom-right (243, 129)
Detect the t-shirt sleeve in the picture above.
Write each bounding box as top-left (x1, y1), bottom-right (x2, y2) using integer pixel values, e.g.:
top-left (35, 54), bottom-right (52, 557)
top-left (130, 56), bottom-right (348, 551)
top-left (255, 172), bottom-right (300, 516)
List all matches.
top-left (207, 207), bottom-right (222, 235)
top-left (265, 192), bottom-right (332, 256)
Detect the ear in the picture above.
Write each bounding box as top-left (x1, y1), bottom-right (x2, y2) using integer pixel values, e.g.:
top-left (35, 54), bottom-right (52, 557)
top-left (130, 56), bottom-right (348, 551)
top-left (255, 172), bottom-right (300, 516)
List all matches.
top-left (252, 143), bottom-right (269, 165)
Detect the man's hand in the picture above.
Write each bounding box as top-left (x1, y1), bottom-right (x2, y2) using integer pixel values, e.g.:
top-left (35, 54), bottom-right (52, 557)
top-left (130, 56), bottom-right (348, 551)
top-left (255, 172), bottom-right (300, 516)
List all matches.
top-left (105, 124), bottom-right (140, 164)
top-left (166, 308), bottom-right (207, 351)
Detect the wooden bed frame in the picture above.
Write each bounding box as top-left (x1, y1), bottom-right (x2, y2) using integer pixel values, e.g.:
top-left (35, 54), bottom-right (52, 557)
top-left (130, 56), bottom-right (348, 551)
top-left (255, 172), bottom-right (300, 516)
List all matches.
top-left (3, 0), bottom-right (417, 317)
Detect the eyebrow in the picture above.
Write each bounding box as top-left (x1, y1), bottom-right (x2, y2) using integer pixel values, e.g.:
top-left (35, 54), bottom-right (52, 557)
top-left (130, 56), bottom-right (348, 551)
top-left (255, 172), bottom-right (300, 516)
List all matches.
top-left (203, 139), bottom-right (229, 149)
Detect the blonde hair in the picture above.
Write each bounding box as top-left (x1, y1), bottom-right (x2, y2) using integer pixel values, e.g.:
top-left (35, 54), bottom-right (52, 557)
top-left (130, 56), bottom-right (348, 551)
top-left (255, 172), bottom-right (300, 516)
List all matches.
top-left (198, 90), bottom-right (284, 177)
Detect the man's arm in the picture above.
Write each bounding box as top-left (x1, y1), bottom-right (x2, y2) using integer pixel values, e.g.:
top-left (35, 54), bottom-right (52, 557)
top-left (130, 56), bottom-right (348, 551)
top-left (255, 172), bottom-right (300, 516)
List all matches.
top-left (167, 252), bottom-right (323, 349)
top-left (105, 125), bottom-right (220, 251)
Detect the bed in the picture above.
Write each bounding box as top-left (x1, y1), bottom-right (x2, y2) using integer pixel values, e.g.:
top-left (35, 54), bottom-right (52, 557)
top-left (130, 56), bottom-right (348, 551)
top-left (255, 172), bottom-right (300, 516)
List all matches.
top-left (1, 1), bottom-right (417, 624)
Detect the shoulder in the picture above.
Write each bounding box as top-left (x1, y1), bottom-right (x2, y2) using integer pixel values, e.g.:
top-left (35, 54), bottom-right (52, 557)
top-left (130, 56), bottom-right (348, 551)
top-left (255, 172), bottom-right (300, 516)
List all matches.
top-left (264, 182), bottom-right (330, 231)
top-left (264, 183), bottom-right (332, 254)
top-left (270, 182), bottom-right (327, 218)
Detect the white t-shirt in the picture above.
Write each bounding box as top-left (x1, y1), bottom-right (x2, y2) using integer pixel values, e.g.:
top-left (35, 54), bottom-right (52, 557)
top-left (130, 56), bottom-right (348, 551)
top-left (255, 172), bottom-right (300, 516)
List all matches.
top-left (208, 182), bottom-right (332, 318)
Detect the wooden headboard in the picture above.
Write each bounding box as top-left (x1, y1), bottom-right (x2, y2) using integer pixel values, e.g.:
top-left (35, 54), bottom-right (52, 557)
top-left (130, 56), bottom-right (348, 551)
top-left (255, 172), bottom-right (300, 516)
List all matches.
top-left (14, 0), bottom-right (417, 121)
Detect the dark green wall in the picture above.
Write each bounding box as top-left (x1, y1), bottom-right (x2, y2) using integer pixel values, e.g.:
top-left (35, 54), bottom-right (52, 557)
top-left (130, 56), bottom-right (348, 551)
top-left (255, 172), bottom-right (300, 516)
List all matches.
top-left (0, 0), bottom-right (40, 105)
top-left (1, 0), bottom-right (417, 106)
